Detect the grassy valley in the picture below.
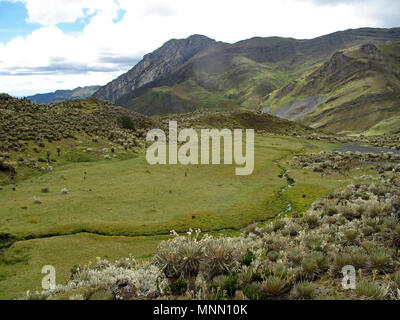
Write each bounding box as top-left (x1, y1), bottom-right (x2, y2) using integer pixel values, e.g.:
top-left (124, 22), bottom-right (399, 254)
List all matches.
top-left (1, 94), bottom-right (394, 300)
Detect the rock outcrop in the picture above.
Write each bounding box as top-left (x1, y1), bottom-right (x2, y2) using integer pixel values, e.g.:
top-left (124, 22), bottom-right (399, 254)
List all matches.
top-left (93, 35), bottom-right (216, 104)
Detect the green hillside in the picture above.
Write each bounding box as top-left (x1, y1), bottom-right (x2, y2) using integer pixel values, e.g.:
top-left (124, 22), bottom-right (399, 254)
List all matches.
top-left (264, 42), bottom-right (400, 134)
top-left (104, 28), bottom-right (400, 135)
top-left (27, 86), bottom-right (101, 104)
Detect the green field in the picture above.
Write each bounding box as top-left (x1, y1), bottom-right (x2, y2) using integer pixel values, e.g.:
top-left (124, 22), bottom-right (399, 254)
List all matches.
top-left (0, 135), bottom-right (373, 299)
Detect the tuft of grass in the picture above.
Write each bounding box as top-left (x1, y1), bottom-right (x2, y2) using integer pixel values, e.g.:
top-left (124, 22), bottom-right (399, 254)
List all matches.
top-left (291, 281), bottom-right (314, 300)
top-left (356, 281), bottom-right (388, 300)
top-left (258, 276), bottom-right (287, 299)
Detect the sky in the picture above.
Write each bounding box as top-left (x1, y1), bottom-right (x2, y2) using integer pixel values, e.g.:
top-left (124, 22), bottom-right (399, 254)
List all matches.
top-left (0, 0), bottom-right (399, 96)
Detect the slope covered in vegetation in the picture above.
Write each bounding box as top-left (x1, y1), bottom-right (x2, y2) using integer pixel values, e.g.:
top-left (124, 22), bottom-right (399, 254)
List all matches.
top-left (264, 42), bottom-right (400, 134)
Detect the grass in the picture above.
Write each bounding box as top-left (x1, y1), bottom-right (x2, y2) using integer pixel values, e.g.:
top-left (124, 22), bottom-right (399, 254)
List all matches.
top-left (0, 135), bottom-right (313, 240)
top-left (0, 134), bottom-right (376, 299)
top-left (0, 233), bottom-right (167, 299)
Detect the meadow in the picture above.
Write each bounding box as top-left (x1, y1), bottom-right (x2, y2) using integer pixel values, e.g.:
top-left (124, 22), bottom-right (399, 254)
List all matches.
top-left (0, 134), bottom-right (373, 299)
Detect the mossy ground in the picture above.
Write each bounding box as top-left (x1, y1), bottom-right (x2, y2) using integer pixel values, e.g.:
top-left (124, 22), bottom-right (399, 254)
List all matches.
top-left (0, 135), bottom-right (376, 299)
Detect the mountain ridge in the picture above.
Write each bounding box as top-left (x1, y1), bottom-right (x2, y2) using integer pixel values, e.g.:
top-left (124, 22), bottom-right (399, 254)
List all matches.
top-left (92, 28), bottom-right (400, 123)
top-left (27, 86), bottom-right (101, 104)
top-left (93, 34), bottom-right (218, 104)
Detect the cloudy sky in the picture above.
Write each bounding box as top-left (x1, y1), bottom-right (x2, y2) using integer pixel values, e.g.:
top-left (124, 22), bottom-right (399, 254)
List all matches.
top-left (0, 0), bottom-right (399, 96)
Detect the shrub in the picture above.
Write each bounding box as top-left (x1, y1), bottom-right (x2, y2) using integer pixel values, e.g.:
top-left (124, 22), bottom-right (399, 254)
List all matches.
top-left (287, 248), bottom-right (303, 266)
top-left (356, 281), bottom-right (387, 300)
top-left (177, 242), bottom-right (202, 277)
top-left (153, 247), bottom-right (181, 278)
top-left (222, 274), bottom-right (238, 298)
top-left (303, 213), bottom-right (320, 229)
top-left (243, 250), bottom-right (256, 266)
top-left (341, 207), bottom-right (356, 220)
top-left (361, 226), bottom-right (375, 236)
top-left (368, 206), bottom-right (381, 218)
top-left (273, 220), bottom-right (286, 232)
top-left (201, 238), bottom-right (240, 278)
top-left (267, 251), bottom-right (279, 262)
top-left (333, 253), bottom-right (352, 273)
top-left (169, 277), bottom-right (187, 296)
top-left (350, 252), bottom-right (368, 269)
top-left (301, 252), bottom-right (327, 279)
top-left (291, 281), bottom-right (314, 300)
top-left (258, 276), bottom-right (287, 299)
top-left (119, 115), bottom-right (136, 131)
top-left (286, 223), bottom-right (300, 237)
top-left (301, 257), bottom-right (319, 280)
top-left (304, 236), bottom-right (323, 252)
top-left (369, 248), bottom-right (393, 272)
top-left (243, 283), bottom-right (259, 300)
top-left (344, 229), bottom-right (359, 243)
top-left (327, 206), bottom-right (338, 216)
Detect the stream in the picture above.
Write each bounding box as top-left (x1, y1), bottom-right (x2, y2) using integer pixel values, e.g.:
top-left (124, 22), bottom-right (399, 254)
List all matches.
top-left (274, 160), bottom-right (294, 218)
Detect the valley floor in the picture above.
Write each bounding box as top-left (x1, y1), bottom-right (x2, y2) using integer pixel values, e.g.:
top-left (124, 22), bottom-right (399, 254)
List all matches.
top-left (0, 135), bottom-right (375, 299)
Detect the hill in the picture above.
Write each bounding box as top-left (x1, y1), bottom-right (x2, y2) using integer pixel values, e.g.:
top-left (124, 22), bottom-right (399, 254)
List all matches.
top-left (92, 28), bottom-right (400, 129)
top-left (0, 94), bottom-right (156, 184)
top-left (264, 42), bottom-right (400, 134)
top-left (27, 86), bottom-right (101, 104)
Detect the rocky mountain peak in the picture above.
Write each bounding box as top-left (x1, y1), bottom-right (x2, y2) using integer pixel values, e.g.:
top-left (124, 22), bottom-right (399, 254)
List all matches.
top-left (312, 51), bottom-right (354, 79)
top-left (93, 35), bottom-right (215, 104)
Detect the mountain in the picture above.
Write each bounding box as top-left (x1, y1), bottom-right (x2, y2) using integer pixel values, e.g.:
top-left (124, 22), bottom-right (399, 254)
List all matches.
top-left (95, 28), bottom-right (400, 120)
top-left (27, 86), bottom-right (101, 104)
top-left (264, 42), bottom-right (400, 134)
top-left (93, 34), bottom-right (217, 104)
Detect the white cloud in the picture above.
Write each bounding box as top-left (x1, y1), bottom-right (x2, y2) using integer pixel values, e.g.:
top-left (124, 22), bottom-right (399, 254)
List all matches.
top-left (0, 0), bottom-right (399, 96)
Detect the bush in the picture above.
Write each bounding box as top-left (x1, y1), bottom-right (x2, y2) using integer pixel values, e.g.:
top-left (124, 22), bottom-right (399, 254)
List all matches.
top-left (119, 116), bottom-right (136, 131)
top-left (222, 274), bottom-right (238, 298)
top-left (327, 206), bottom-right (338, 216)
top-left (369, 248), bottom-right (393, 272)
top-left (356, 281), bottom-right (387, 300)
top-left (341, 207), bottom-right (355, 220)
top-left (291, 281), bottom-right (314, 300)
top-left (333, 253), bottom-right (352, 272)
top-left (258, 276), bottom-right (287, 299)
top-left (361, 226), bottom-right (375, 236)
top-left (267, 251), bottom-right (279, 262)
top-left (201, 238), bottom-right (241, 278)
top-left (177, 242), bottom-right (202, 277)
top-left (287, 248), bottom-right (303, 266)
top-left (273, 220), bottom-right (286, 232)
top-left (303, 213), bottom-right (320, 229)
top-left (243, 250), bottom-right (256, 266)
top-left (169, 277), bottom-right (188, 296)
top-left (344, 229), bottom-right (359, 243)
top-left (243, 283), bottom-right (259, 300)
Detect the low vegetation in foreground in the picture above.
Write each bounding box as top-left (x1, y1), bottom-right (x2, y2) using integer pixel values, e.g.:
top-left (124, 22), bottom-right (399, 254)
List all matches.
top-left (19, 165), bottom-right (400, 300)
